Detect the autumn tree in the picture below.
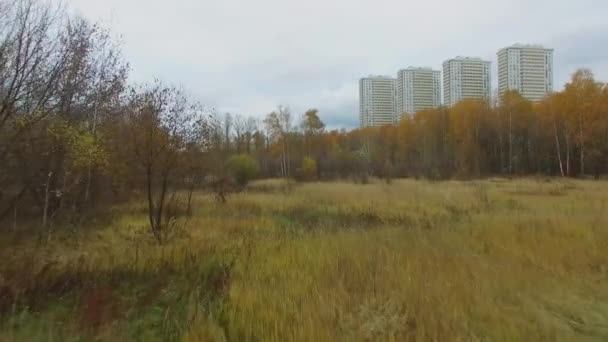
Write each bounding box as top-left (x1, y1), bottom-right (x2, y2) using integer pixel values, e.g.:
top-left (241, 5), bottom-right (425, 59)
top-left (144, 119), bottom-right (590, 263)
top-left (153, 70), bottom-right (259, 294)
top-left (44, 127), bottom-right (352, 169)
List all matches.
top-left (123, 83), bottom-right (207, 244)
top-left (498, 90), bottom-right (533, 174)
top-left (562, 69), bottom-right (604, 176)
top-left (449, 100), bottom-right (487, 177)
top-left (301, 109), bottom-right (325, 156)
top-left (300, 108), bottom-right (325, 177)
top-left (0, 0), bottom-right (68, 224)
top-left (0, 0), bottom-right (127, 229)
top-left (538, 92), bottom-right (568, 176)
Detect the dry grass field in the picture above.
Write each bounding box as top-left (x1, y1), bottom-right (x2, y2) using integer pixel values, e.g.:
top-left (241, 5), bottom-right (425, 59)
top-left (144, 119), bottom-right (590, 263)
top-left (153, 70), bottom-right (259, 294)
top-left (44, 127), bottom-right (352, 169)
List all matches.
top-left (1, 178), bottom-right (607, 341)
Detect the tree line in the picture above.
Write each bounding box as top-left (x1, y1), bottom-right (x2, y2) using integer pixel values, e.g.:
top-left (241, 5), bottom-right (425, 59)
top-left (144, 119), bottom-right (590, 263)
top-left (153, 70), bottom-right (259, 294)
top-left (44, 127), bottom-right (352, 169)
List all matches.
top-left (244, 71), bottom-right (608, 182)
top-left (1, 0), bottom-right (607, 241)
top-left (354, 71), bottom-right (608, 180)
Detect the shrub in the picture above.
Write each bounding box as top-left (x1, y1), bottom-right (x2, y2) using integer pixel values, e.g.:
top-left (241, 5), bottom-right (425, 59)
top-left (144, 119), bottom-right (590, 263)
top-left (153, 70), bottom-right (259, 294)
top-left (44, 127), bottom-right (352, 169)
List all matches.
top-left (227, 154), bottom-right (259, 188)
top-left (300, 157), bottom-right (317, 181)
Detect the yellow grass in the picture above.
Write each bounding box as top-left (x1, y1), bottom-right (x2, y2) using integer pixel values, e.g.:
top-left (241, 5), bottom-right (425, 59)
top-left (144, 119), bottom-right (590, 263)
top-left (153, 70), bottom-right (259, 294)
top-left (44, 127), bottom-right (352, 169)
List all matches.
top-left (1, 178), bottom-right (608, 341)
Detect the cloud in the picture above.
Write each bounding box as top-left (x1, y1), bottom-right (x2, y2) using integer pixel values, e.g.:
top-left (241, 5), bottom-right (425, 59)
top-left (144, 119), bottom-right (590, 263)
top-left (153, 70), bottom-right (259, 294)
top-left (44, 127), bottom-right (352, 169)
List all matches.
top-left (69, 0), bottom-right (608, 128)
top-left (549, 27), bottom-right (608, 87)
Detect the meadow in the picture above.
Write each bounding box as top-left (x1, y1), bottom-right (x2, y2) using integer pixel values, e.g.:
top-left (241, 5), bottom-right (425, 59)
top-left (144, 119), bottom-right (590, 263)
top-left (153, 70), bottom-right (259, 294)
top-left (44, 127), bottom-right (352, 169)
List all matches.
top-left (0, 178), bottom-right (607, 341)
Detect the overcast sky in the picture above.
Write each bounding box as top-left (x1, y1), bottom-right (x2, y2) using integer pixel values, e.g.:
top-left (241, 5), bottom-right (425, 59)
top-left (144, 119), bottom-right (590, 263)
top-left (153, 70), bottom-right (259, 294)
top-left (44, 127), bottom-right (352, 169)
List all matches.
top-left (68, 0), bottom-right (608, 128)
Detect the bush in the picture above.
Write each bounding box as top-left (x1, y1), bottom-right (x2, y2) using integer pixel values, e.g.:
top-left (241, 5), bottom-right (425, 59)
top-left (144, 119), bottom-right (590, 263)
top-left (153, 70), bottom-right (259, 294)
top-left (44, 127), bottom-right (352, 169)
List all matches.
top-left (300, 157), bottom-right (317, 181)
top-left (227, 154), bottom-right (259, 188)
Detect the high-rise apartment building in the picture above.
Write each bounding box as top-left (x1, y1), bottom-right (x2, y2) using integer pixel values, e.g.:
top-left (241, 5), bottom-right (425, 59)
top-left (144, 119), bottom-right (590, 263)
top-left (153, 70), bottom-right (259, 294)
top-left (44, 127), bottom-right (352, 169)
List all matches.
top-left (497, 44), bottom-right (553, 102)
top-left (359, 76), bottom-right (396, 127)
top-left (395, 67), bottom-right (441, 117)
top-left (443, 57), bottom-right (491, 107)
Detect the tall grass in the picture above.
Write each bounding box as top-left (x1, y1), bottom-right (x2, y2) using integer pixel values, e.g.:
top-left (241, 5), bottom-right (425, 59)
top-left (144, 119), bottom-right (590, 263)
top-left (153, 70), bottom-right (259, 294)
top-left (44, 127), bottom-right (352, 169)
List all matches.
top-left (1, 178), bottom-right (608, 340)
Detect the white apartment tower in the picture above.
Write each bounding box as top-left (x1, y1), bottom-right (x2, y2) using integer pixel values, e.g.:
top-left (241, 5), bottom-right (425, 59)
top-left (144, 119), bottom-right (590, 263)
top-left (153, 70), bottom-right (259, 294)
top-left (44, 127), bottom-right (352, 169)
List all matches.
top-left (395, 67), bottom-right (441, 117)
top-left (359, 76), bottom-right (396, 127)
top-left (498, 44), bottom-right (554, 102)
top-left (443, 57), bottom-right (491, 107)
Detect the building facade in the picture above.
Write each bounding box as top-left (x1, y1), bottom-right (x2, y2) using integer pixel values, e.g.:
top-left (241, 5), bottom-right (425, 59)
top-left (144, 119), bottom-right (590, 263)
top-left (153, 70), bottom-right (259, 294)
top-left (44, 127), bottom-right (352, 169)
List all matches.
top-left (359, 76), bottom-right (396, 127)
top-left (395, 67), bottom-right (441, 117)
top-left (443, 57), bottom-right (491, 107)
top-left (497, 44), bottom-right (553, 102)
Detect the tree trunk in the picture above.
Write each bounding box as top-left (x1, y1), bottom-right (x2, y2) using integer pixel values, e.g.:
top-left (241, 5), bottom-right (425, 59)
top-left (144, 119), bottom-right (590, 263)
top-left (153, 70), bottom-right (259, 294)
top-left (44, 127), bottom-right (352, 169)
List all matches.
top-left (145, 165), bottom-right (157, 239)
top-left (58, 169), bottom-right (69, 212)
top-left (498, 125), bottom-right (504, 174)
top-left (281, 137), bottom-right (287, 178)
top-left (42, 171), bottom-right (53, 228)
top-left (565, 135), bottom-right (571, 177)
top-left (0, 187), bottom-right (26, 222)
top-left (306, 134), bottom-right (311, 158)
top-left (527, 132), bottom-right (533, 173)
top-left (579, 113), bottom-right (585, 176)
top-left (84, 166), bottom-right (93, 204)
top-left (287, 131), bottom-right (292, 178)
top-left (508, 109), bottom-right (513, 174)
top-left (154, 167), bottom-right (170, 244)
top-left (84, 101), bottom-right (99, 205)
top-left (553, 122), bottom-right (565, 177)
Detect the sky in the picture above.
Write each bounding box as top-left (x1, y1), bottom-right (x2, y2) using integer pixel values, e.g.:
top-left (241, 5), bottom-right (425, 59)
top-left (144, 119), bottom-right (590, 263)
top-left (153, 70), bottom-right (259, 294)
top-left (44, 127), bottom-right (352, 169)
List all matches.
top-left (67, 0), bottom-right (608, 129)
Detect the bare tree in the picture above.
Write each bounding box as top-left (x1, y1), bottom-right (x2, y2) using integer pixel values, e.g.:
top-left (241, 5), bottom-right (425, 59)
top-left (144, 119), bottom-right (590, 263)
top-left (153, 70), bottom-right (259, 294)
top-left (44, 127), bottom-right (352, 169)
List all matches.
top-left (264, 105), bottom-right (292, 178)
top-left (233, 114), bottom-right (245, 153)
top-left (244, 116), bottom-right (258, 154)
top-left (124, 82), bottom-right (206, 244)
top-left (0, 0), bottom-right (70, 224)
top-left (223, 112), bottom-right (232, 152)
